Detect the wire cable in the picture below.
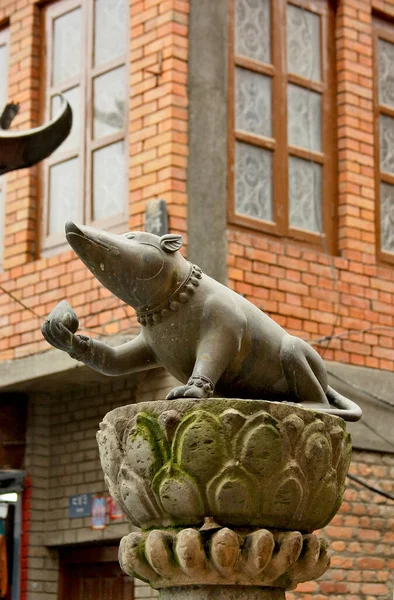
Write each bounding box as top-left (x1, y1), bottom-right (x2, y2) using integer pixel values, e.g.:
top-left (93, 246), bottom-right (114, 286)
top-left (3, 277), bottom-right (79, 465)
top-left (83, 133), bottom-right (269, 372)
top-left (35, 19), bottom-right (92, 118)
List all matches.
top-left (0, 281), bottom-right (113, 338)
top-left (347, 472), bottom-right (394, 502)
top-left (358, 418), bottom-right (394, 450)
top-left (327, 369), bottom-right (394, 409)
top-left (311, 325), bottom-right (394, 346)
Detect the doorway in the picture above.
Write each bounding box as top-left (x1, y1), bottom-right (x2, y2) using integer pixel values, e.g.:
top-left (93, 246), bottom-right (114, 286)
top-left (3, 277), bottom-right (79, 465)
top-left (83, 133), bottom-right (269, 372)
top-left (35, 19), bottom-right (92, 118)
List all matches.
top-left (59, 545), bottom-right (134, 600)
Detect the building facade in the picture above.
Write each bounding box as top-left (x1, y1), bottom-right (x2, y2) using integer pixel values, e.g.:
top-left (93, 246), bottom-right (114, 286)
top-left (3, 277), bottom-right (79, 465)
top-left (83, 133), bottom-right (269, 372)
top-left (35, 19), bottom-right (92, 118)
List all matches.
top-left (0, 0), bottom-right (392, 599)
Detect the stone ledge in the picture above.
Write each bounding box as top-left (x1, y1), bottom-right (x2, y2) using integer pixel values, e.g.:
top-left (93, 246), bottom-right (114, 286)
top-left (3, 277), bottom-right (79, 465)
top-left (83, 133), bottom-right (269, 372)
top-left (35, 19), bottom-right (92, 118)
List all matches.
top-left (0, 334), bottom-right (133, 392)
top-left (327, 362), bottom-right (394, 453)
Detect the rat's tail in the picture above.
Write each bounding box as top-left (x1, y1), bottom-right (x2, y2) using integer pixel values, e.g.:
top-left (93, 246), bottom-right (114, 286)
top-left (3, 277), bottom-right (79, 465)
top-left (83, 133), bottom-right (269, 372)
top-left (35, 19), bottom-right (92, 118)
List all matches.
top-left (317, 386), bottom-right (362, 422)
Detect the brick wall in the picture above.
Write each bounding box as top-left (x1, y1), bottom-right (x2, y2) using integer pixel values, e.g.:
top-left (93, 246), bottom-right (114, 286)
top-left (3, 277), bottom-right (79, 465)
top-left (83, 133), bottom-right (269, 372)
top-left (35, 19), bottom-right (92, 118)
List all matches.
top-left (228, 232), bottom-right (394, 370)
top-left (227, 0), bottom-right (394, 371)
top-left (290, 450), bottom-right (394, 600)
top-left (0, 0), bottom-right (189, 361)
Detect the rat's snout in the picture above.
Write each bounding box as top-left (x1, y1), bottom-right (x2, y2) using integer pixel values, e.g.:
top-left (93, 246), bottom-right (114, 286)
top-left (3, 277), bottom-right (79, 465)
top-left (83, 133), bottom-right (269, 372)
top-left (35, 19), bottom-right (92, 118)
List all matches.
top-left (65, 221), bottom-right (120, 263)
top-left (65, 221), bottom-right (83, 236)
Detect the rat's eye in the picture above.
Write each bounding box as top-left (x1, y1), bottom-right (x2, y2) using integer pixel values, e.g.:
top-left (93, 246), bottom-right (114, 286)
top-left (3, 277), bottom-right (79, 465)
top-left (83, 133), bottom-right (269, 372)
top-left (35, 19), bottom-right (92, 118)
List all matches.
top-left (125, 233), bottom-right (135, 240)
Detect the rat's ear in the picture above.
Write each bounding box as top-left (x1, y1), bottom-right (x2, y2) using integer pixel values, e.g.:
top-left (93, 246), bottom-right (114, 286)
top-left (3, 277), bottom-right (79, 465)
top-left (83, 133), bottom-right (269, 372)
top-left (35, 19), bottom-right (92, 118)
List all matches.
top-left (160, 234), bottom-right (183, 253)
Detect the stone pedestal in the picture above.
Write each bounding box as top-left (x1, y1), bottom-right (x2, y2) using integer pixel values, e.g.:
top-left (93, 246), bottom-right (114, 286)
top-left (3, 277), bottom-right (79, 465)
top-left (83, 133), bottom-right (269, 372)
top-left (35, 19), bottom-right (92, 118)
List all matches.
top-left (160, 586), bottom-right (285, 599)
top-left (97, 399), bottom-right (352, 599)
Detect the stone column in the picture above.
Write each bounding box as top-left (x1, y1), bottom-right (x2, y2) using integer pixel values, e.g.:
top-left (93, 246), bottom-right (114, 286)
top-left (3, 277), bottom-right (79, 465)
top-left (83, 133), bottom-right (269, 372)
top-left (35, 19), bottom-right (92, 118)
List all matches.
top-left (97, 398), bottom-right (352, 599)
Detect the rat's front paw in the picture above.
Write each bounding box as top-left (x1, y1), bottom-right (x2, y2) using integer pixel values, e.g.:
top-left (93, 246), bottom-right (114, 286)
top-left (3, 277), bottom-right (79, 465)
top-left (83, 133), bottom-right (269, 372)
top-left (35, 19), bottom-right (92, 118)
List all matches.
top-left (69, 334), bottom-right (91, 361)
top-left (166, 376), bottom-right (214, 400)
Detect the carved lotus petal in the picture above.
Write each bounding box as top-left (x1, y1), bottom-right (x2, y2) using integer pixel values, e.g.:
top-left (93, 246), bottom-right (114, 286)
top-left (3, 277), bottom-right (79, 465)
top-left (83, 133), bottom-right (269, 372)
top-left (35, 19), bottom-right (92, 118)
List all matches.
top-left (158, 409), bottom-right (182, 443)
top-left (125, 414), bottom-right (168, 480)
top-left (282, 414), bottom-right (304, 450)
top-left (210, 528), bottom-right (240, 577)
top-left (262, 532), bottom-right (303, 583)
top-left (242, 529), bottom-right (275, 576)
top-left (208, 465), bottom-right (259, 522)
top-left (154, 465), bottom-right (204, 522)
top-left (173, 411), bottom-right (226, 486)
top-left (299, 423), bottom-right (332, 487)
top-left (272, 474), bottom-right (304, 519)
top-left (285, 534), bottom-right (330, 589)
top-left (220, 408), bottom-right (247, 442)
top-left (240, 420), bottom-right (284, 479)
top-left (145, 530), bottom-right (176, 577)
top-left (329, 425), bottom-right (346, 469)
top-left (119, 532), bottom-right (158, 583)
top-left (119, 468), bottom-right (161, 527)
top-left (104, 474), bottom-right (123, 508)
top-left (176, 528), bottom-right (207, 576)
top-left (336, 435), bottom-right (352, 489)
top-left (307, 470), bottom-right (338, 529)
top-left (97, 422), bottom-right (122, 484)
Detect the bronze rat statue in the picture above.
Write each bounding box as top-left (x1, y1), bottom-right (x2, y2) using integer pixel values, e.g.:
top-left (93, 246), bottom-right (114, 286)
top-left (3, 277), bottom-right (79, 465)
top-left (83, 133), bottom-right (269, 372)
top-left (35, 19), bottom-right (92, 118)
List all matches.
top-left (41, 222), bottom-right (362, 422)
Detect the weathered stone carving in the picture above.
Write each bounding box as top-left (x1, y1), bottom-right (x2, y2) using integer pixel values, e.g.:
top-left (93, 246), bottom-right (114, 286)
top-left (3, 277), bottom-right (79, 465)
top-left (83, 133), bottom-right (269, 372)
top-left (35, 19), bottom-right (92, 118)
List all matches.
top-left (96, 399), bottom-right (350, 597)
top-left (98, 400), bottom-right (351, 532)
top-left (42, 223), bottom-right (362, 422)
top-left (119, 527), bottom-right (329, 589)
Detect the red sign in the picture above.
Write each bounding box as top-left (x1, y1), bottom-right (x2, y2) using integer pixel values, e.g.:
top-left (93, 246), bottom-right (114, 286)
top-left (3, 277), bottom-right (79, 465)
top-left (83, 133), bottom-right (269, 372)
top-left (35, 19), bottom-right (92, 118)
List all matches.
top-left (109, 497), bottom-right (124, 520)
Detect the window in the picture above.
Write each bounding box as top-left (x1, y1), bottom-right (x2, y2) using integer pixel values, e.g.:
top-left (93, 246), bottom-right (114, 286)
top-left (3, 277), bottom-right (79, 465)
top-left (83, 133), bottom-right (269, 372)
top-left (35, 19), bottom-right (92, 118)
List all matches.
top-left (374, 19), bottom-right (394, 263)
top-left (228, 0), bottom-right (336, 250)
top-left (41, 0), bottom-right (129, 252)
top-left (0, 27), bottom-right (9, 267)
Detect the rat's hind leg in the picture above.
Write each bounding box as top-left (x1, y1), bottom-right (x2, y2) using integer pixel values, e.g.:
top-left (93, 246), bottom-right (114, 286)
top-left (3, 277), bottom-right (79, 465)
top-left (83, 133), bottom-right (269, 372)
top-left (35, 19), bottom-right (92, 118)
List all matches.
top-left (279, 335), bottom-right (330, 407)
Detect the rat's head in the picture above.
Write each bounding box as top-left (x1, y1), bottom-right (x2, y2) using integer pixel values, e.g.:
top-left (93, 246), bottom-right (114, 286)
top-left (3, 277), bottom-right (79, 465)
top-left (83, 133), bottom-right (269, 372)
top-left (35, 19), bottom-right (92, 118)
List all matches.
top-left (65, 222), bottom-right (187, 311)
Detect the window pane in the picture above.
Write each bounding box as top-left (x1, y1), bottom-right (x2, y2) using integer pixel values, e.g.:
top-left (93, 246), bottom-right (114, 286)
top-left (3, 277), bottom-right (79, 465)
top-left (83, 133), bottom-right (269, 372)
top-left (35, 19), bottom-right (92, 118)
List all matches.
top-left (0, 41), bottom-right (8, 113)
top-left (93, 142), bottom-right (126, 220)
top-left (235, 67), bottom-right (272, 138)
top-left (288, 84), bottom-right (321, 152)
top-left (378, 39), bottom-right (394, 108)
top-left (53, 8), bottom-right (82, 85)
top-left (235, 141), bottom-right (273, 222)
top-left (380, 183), bottom-right (394, 253)
top-left (380, 115), bottom-right (394, 174)
top-left (289, 156), bottom-right (322, 233)
top-left (287, 5), bottom-right (321, 82)
top-left (94, 0), bottom-right (128, 67)
top-left (235, 0), bottom-right (271, 64)
top-left (93, 67), bottom-right (126, 139)
top-left (51, 87), bottom-right (80, 152)
top-left (49, 159), bottom-right (79, 235)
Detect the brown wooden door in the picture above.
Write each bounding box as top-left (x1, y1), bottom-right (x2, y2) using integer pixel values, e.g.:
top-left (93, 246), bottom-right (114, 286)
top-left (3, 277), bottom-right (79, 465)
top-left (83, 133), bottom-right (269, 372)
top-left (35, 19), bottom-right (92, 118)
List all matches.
top-left (59, 546), bottom-right (133, 600)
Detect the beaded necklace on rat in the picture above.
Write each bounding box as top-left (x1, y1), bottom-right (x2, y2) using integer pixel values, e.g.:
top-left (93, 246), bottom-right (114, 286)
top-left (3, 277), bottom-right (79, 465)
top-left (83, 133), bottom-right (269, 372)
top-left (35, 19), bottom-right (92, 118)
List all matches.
top-left (136, 263), bottom-right (202, 326)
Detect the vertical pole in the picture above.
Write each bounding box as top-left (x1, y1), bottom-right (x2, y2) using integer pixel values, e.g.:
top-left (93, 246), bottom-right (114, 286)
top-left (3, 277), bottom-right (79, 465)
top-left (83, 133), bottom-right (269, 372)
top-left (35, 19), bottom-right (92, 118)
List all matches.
top-left (11, 494), bottom-right (21, 600)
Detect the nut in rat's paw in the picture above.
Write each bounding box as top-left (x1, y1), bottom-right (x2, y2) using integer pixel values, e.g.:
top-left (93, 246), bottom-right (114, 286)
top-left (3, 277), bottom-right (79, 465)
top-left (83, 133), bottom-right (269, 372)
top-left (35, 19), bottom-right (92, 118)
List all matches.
top-left (46, 300), bottom-right (79, 333)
